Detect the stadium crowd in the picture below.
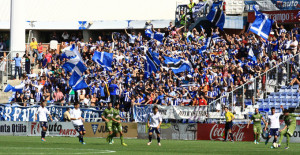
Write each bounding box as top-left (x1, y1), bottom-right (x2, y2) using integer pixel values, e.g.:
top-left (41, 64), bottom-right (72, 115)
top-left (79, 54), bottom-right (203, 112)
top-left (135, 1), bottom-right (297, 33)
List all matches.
top-left (2, 20), bottom-right (300, 114)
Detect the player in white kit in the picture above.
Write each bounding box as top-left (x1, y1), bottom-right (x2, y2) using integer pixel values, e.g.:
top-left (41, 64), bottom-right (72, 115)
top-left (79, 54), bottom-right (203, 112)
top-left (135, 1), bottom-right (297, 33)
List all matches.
top-left (265, 106), bottom-right (284, 148)
top-left (147, 106), bottom-right (162, 146)
top-left (35, 101), bottom-right (53, 142)
top-left (70, 102), bottom-right (86, 144)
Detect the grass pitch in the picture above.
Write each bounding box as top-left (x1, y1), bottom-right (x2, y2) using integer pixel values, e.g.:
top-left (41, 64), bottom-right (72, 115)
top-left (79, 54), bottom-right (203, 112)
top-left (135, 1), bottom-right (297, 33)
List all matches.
top-left (0, 136), bottom-right (299, 154)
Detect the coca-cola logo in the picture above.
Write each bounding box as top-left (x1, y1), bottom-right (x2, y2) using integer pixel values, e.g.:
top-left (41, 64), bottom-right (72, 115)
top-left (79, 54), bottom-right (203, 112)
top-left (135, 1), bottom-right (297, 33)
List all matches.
top-left (209, 124), bottom-right (245, 141)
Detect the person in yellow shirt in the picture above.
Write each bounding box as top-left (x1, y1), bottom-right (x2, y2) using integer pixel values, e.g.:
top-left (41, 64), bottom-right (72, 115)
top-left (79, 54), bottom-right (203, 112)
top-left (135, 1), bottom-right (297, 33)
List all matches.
top-left (224, 107), bottom-right (234, 142)
top-left (30, 38), bottom-right (38, 61)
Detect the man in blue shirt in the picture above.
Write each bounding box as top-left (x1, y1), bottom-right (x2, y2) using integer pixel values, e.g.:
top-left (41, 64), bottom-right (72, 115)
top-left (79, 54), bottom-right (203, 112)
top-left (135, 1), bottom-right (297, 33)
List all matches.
top-left (11, 53), bottom-right (22, 79)
top-left (109, 80), bottom-right (119, 106)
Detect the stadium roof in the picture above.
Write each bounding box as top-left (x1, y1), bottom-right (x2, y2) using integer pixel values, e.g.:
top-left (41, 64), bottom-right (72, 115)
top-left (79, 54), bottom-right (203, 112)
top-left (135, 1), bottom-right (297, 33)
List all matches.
top-left (0, 0), bottom-right (178, 22)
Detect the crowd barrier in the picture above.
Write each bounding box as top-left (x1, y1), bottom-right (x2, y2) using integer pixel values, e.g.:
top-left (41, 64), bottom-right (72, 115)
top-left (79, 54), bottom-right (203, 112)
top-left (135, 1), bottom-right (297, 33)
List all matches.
top-left (0, 105), bottom-right (102, 122)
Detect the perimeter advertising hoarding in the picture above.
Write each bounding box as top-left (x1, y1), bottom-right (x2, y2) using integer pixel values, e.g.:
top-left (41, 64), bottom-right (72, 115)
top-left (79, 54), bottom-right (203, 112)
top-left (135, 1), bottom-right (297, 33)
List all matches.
top-left (84, 122), bottom-right (137, 138)
top-left (248, 10), bottom-right (299, 23)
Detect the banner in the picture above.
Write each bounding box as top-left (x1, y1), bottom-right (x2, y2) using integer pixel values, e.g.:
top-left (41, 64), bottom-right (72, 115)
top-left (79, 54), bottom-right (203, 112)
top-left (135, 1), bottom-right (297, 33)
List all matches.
top-left (248, 10), bottom-right (299, 23)
top-left (138, 123), bottom-right (197, 140)
top-left (197, 123), bottom-right (255, 141)
top-left (83, 122), bottom-right (137, 138)
top-left (0, 121), bottom-right (28, 136)
top-left (0, 105), bottom-right (103, 122)
top-left (133, 105), bottom-right (207, 122)
top-left (29, 122), bottom-right (78, 137)
top-left (255, 0), bottom-right (300, 11)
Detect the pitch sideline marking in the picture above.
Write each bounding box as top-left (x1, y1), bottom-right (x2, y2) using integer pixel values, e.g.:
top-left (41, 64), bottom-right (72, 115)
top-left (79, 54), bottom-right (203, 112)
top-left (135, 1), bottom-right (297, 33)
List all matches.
top-left (0, 147), bottom-right (116, 154)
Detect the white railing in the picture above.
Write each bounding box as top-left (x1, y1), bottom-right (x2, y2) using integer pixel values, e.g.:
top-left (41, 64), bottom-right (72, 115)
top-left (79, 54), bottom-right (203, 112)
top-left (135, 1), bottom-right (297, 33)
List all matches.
top-left (208, 52), bottom-right (300, 114)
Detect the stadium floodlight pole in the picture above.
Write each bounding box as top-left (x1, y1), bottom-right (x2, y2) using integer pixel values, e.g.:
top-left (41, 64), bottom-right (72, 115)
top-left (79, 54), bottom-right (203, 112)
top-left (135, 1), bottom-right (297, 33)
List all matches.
top-left (10, 0), bottom-right (26, 55)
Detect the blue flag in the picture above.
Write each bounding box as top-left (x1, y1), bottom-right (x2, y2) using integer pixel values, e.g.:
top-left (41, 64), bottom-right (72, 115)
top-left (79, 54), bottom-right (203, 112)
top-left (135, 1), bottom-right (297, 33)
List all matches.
top-left (62, 57), bottom-right (87, 87)
top-left (146, 56), bottom-right (159, 73)
top-left (145, 29), bottom-right (164, 42)
top-left (72, 77), bottom-right (88, 90)
top-left (62, 44), bottom-right (83, 61)
top-left (92, 51), bottom-right (113, 70)
top-left (4, 84), bottom-right (13, 92)
top-left (154, 32), bottom-right (165, 42)
top-left (206, 7), bottom-right (225, 30)
top-left (172, 63), bottom-right (192, 74)
top-left (145, 29), bottom-right (154, 39)
top-left (164, 56), bottom-right (181, 64)
top-left (249, 6), bottom-right (274, 40)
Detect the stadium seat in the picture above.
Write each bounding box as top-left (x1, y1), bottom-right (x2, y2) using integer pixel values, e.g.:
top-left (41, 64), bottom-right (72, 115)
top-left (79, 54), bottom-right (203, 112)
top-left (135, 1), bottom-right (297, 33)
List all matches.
top-left (286, 92), bottom-right (293, 98)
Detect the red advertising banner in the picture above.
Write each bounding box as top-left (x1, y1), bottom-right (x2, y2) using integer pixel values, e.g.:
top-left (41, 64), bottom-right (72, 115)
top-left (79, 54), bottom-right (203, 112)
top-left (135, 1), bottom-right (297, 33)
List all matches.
top-left (248, 10), bottom-right (299, 23)
top-left (197, 123), bottom-right (254, 141)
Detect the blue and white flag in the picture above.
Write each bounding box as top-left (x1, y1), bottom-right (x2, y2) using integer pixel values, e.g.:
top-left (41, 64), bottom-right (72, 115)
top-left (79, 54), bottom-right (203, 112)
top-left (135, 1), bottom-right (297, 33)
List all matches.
top-left (72, 77), bottom-right (88, 90)
top-left (172, 63), bottom-right (192, 74)
top-left (162, 58), bottom-right (193, 74)
top-left (249, 5), bottom-right (274, 40)
top-left (145, 50), bottom-right (160, 73)
top-left (154, 32), bottom-right (165, 42)
top-left (4, 83), bottom-right (25, 93)
top-left (145, 29), bottom-right (164, 42)
top-left (186, 31), bottom-right (194, 43)
top-left (62, 44), bottom-right (83, 61)
top-left (78, 21), bottom-right (87, 30)
top-left (248, 48), bottom-right (257, 62)
top-left (92, 51), bottom-right (113, 70)
top-left (192, 2), bottom-right (207, 19)
top-left (164, 56), bottom-right (181, 65)
top-left (145, 29), bottom-right (154, 39)
top-left (4, 84), bottom-right (14, 92)
top-left (62, 58), bottom-right (87, 86)
top-left (206, 7), bottom-right (225, 30)
top-left (145, 56), bottom-right (159, 73)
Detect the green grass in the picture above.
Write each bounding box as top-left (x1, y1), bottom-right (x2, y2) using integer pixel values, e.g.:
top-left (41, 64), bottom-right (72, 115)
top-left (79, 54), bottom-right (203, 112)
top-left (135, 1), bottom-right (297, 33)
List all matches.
top-left (0, 136), bottom-right (299, 154)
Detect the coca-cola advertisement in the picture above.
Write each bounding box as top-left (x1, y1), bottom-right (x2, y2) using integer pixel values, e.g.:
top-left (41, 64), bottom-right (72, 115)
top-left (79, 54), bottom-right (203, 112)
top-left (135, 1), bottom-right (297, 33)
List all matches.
top-left (197, 123), bottom-right (254, 141)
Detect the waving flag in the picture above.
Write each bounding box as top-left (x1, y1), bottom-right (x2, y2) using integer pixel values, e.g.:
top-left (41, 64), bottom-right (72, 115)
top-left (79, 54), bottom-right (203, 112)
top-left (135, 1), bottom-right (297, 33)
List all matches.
top-left (154, 32), bottom-right (165, 42)
top-left (145, 29), bottom-right (164, 42)
top-left (4, 84), bottom-right (14, 92)
top-left (145, 29), bottom-right (154, 39)
top-left (186, 31), bottom-right (194, 43)
top-left (164, 56), bottom-right (181, 65)
top-left (192, 2), bottom-right (207, 19)
top-left (248, 48), bottom-right (257, 62)
top-left (62, 57), bottom-right (87, 86)
top-left (249, 6), bottom-right (274, 40)
top-left (62, 44), bottom-right (83, 61)
top-left (207, 7), bottom-right (225, 30)
top-left (162, 57), bottom-right (193, 74)
top-left (4, 83), bottom-right (25, 93)
top-left (92, 51), bottom-right (113, 70)
top-left (72, 77), bottom-right (88, 90)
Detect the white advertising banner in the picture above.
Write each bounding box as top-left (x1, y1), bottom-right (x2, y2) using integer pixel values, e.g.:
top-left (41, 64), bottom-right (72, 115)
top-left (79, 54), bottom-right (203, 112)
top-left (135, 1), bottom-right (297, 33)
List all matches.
top-left (0, 121), bottom-right (28, 136)
top-left (28, 122), bottom-right (78, 137)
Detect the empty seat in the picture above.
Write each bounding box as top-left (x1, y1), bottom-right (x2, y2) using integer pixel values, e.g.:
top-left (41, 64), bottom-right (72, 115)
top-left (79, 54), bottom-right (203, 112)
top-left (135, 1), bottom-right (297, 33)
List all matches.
top-left (286, 92), bottom-right (293, 98)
